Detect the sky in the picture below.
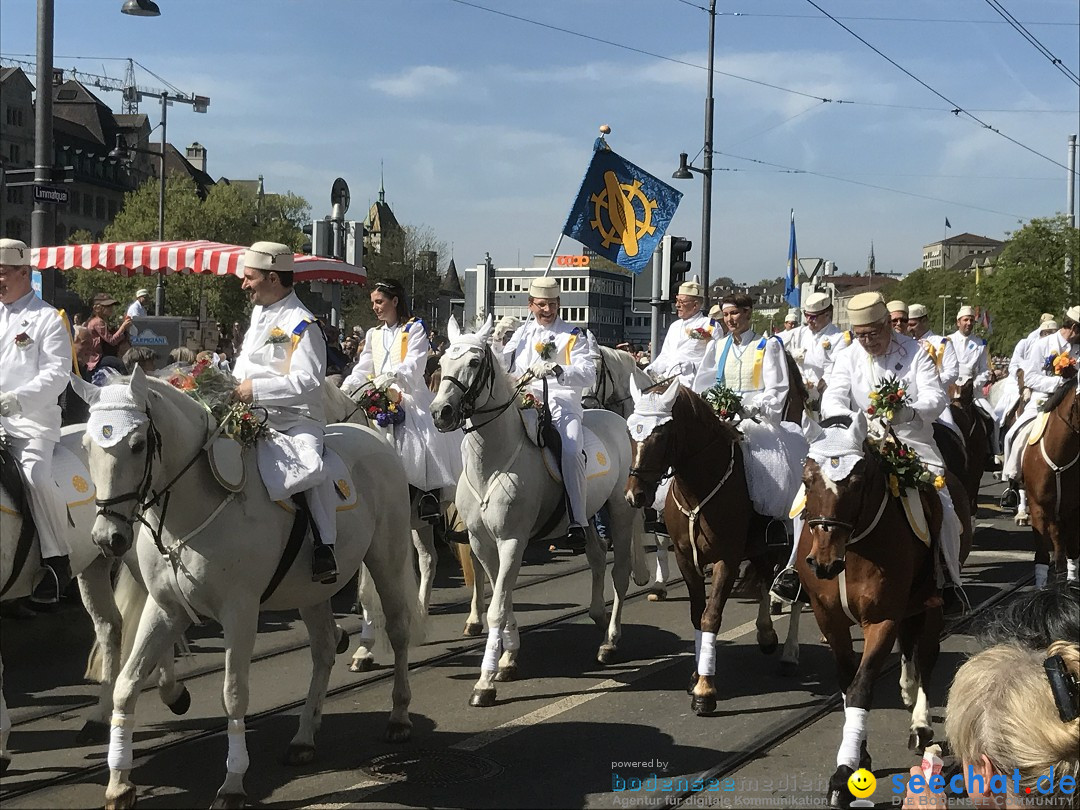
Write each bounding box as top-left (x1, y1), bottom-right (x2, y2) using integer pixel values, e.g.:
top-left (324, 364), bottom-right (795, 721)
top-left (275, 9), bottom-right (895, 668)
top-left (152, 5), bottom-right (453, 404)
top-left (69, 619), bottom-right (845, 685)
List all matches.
top-left (2, 0), bottom-right (1078, 285)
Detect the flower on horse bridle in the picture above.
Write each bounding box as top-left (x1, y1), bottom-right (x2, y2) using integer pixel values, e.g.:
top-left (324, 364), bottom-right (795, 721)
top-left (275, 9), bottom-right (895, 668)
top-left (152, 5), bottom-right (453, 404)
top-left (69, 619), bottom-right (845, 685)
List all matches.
top-left (870, 433), bottom-right (943, 495)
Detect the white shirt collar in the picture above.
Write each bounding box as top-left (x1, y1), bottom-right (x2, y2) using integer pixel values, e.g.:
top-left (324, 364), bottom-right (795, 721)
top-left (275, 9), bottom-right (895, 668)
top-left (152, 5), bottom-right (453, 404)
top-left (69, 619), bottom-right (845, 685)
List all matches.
top-left (1, 289), bottom-right (37, 315)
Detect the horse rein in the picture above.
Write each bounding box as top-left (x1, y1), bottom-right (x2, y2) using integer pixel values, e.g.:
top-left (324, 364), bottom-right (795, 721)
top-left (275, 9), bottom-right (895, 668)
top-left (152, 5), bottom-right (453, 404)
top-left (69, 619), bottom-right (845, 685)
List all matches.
top-left (442, 344), bottom-right (537, 434)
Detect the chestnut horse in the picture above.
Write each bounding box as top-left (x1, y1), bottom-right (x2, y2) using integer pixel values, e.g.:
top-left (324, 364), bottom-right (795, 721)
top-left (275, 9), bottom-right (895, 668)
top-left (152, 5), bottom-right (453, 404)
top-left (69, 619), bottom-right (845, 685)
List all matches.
top-left (947, 378), bottom-right (989, 516)
top-left (1021, 380), bottom-right (1080, 584)
top-left (624, 381), bottom-right (802, 715)
top-left (798, 414), bottom-right (972, 809)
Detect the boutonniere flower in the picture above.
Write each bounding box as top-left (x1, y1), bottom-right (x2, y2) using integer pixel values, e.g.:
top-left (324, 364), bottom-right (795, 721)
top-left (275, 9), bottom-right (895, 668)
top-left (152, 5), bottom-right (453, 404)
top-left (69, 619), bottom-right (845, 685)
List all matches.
top-left (14, 332), bottom-right (32, 349)
top-left (265, 327), bottom-right (290, 345)
top-left (820, 339), bottom-right (832, 351)
top-left (686, 326), bottom-right (712, 341)
top-left (534, 338), bottom-right (556, 360)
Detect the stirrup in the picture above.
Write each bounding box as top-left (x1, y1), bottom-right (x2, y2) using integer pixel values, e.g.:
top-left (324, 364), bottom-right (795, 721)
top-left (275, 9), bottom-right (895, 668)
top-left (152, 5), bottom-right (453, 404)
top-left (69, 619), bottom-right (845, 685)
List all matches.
top-left (417, 491), bottom-right (441, 523)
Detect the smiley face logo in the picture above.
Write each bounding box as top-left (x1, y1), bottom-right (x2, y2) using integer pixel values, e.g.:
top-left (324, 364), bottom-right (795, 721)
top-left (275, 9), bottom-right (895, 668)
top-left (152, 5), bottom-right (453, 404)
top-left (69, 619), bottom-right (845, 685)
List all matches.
top-left (847, 768), bottom-right (876, 799)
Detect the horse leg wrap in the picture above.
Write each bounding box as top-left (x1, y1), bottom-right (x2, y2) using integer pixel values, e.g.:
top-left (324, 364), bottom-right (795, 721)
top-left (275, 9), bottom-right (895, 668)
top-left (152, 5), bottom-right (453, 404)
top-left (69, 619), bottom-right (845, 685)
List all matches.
top-left (226, 719), bottom-right (249, 775)
top-left (481, 627), bottom-right (502, 673)
top-left (655, 542), bottom-right (669, 582)
top-left (1018, 488), bottom-right (1028, 512)
top-left (500, 626), bottom-right (520, 652)
top-left (697, 631), bottom-right (717, 677)
top-left (1068, 559), bottom-right (1078, 583)
top-left (836, 707), bottom-right (868, 770)
top-left (358, 619), bottom-right (374, 644)
top-left (1035, 563), bottom-right (1049, 589)
top-left (107, 712), bottom-right (134, 771)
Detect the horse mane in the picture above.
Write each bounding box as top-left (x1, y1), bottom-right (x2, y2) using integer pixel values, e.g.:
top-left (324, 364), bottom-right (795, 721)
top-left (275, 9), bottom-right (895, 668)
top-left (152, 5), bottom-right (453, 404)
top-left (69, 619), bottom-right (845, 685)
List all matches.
top-left (1041, 379), bottom-right (1077, 414)
top-left (672, 385), bottom-right (742, 448)
top-left (783, 350), bottom-right (808, 403)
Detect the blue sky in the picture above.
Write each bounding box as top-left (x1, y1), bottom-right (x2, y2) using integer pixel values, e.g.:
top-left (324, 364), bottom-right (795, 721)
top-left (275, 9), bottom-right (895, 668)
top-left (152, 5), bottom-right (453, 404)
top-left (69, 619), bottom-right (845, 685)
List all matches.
top-left (3, 0), bottom-right (1078, 284)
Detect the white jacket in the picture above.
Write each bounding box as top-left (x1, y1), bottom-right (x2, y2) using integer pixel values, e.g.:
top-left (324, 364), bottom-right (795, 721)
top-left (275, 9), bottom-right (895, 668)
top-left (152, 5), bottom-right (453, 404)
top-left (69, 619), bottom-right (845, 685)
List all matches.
top-left (646, 312), bottom-right (718, 386)
top-left (692, 328), bottom-right (789, 420)
top-left (947, 330), bottom-right (990, 387)
top-left (914, 330), bottom-right (959, 391)
top-left (1024, 331), bottom-right (1074, 396)
top-left (0, 290), bottom-right (73, 441)
top-left (504, 318), bottom-right (596, 409)
top-left (232, 290), bottom-right (325, 430)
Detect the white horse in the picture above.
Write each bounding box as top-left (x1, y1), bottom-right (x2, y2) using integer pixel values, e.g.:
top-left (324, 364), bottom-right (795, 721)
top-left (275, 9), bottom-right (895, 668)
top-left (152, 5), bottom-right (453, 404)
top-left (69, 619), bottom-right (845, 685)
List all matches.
top-left (0, 427), bottom-right (187, 774)
top-left (582, 345), bottom-right (654, 418)
top-left (429, 316), bottom-right (649, 707)
top-left (84, 369), bottom-right (423, 809)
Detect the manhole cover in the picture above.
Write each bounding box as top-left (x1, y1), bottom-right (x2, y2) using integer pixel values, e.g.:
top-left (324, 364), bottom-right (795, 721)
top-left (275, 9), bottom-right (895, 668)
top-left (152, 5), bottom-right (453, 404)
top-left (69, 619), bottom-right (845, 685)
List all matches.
top-left (361, 749), bottom-right (503, 786)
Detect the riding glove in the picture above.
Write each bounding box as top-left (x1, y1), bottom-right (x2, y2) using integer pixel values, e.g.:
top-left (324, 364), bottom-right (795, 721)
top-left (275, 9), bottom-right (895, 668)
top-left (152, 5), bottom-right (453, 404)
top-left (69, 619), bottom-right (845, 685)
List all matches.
top-left (0, 392), bottom-right (20, 417)
top-left (373, 370), bottom-right (402, 390)
top-left (530, 361), bottom-right (562, 380)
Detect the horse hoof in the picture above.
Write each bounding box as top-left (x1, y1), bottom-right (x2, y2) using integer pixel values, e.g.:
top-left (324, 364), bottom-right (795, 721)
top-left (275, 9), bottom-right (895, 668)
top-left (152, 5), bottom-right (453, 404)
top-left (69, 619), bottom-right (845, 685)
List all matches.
top-left (758, 632), bottom-right (779, 655)
top-left (597, 645), bottom-right (617, 665)
top-left (105, 784), bottom-right (138, 810)
top-left (384, 721), bottom-right (412, 744)
top-left (469, 688), bottom-right (497, 707)
top-left (908, 726), bottom-right (933, 752)
top-left (493, 665), bottom-right (518, 682)
top-left (687, 672), bottom-right (699, 695)
top-left (348, 656), bottom-right (374, 673)
top-left (779, 659), bottom-right (798, 677)
top-left (827, 765), bottom-right (855, 809)
top-left (647, 587), bottom-right (667, 602)
top-left (76, 719), bottom-right (110, 745)
top-left (335, 624), bottom-right (349, 655)
top-left (167, 686), bottom-right (191, 716)
top-left (284, 743), bottom-right (316, 766)
top-left (211, 790), bottom-right (247, 809)
top-left (691, 694), bottom-right (717, 716)
top-left (462, 622), bottom-right (484, 637)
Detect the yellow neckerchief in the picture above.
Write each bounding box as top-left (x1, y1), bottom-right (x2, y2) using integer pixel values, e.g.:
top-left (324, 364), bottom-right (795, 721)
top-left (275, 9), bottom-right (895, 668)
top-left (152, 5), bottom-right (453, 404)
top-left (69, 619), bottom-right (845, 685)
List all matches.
top-left (57, 308), bottom-right (79, 374)
top-left (372, 317), bottom-right (419, 373)
top-left (284, 318), bottom-right (316, 373)
top-left (563, 327), bottom-right (580, 365)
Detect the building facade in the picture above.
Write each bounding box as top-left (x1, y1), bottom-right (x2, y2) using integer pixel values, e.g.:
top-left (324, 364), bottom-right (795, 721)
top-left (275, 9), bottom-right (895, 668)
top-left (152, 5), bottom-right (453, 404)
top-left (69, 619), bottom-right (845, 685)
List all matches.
top-left (922, 233), bottom-right (1005, 270)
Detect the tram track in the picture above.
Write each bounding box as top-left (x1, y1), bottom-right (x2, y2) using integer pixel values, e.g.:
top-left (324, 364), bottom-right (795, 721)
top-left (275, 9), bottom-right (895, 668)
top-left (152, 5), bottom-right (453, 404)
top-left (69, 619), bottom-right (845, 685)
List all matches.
top-left (1, 554), bottom-right (667, 803)
top-left (670, 571), bottom-right (1034, 807)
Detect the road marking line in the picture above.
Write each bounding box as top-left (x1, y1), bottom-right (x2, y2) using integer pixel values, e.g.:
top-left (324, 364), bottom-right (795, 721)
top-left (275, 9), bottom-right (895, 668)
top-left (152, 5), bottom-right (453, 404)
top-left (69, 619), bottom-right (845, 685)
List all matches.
top-left (309, 618), bottom-right (762, 809)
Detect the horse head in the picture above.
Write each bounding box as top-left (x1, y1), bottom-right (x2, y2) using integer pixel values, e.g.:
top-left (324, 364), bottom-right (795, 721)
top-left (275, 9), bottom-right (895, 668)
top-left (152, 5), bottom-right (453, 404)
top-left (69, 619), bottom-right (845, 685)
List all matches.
top-left (430, 314), bottom-right (497, 432)
top-left (85, 366), bottom-right (157, 557)
top-left (950, 377), bottom-right (974, 409)
top-left (802, 413), bottom-right (874, 580)
top-left (624, 377), bottom-right (681, 508)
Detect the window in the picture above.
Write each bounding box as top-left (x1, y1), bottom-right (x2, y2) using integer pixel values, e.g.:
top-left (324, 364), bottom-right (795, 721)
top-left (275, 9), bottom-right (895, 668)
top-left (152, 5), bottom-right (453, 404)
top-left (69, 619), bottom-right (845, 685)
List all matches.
top-left (8, 143), bottom-right (19, 162)
top-left (95, 195), bottom-right (105, 219)
top-left (83, 194), bottom-right (93, 216)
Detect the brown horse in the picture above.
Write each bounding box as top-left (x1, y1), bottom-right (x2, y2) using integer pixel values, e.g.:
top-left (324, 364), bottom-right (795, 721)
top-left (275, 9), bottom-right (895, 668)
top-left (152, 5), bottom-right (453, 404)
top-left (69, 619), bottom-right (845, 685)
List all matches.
top-left (947, 378), bottom-right (989, 515)
top-left (1021, 381), bottom-right (1080, 585)
top-left (797, 414), bottom-right (972, 808)
top-left (625, 380), bottom-right (802, 715)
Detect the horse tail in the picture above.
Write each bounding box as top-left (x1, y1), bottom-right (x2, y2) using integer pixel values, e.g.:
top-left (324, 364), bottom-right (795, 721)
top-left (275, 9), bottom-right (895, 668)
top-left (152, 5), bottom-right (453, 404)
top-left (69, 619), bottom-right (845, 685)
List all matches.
top-left (455, 541), bottom-right (475, 590)
top-left (85, 562), bottom-right (146, 682)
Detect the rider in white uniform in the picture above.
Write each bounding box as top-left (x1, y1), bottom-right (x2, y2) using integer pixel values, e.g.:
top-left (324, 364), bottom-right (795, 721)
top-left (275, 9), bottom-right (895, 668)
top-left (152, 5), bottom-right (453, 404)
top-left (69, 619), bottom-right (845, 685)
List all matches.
top-left (0, 238), bottom-right (75, 604)
top-left (907, 302), bottom-right (965, 452)
top-left (646, 278), bottom-right (717, 389)
top-left (341, 279), bottom-right (462, 519)
top-left (777, 309), bottom-right (800, 347)
top-left (230, 242), bottom-right (338, 583)
top-left (787, 292), bottom-right (842, 420)
top-left (772, 293), bottom-right (968, 614)
top-left (887, 300), bottom-right (909, 334)
top-left (948, 305), bottom-right (998, 455)
top-left (502, 277), bottom-right (597, 551)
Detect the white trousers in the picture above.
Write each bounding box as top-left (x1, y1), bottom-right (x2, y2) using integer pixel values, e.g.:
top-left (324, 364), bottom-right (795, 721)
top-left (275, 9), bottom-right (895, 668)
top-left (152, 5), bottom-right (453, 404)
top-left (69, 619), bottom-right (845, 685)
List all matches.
top-left (257, 424), bottom-right (336, 547)
top-left (549, 396), bottom-right (587, 528)
top-left (9, 435), bottom-right (69, 559)
top-left (1002, 399), bottom-right (1042, 482)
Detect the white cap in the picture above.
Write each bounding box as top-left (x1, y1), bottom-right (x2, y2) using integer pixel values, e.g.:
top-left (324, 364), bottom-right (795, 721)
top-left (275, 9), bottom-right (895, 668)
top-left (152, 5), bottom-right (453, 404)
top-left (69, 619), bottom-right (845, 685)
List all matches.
top-left (244, 241), bottom-right (294, 272)
top-left (1040, 312), bottom-right (1055, 322)
top-left (0, 238), bottom-right (30, 266)
top-left (803, 293), bottom-right (832, 315)
top-left (847, 292), bottom-right (889, 326)
top-left (1066, 305), bottom-right (1080, 323)
top-left (528, 277), bottom-right (560, 299)
top-left (677, 276), bottom-right (704, 298)
top-left (1042, 321), bottom-right (1060, 332)
top-left (956, 305), bottom-right (976, 319)
top-left (784, 308), bottom-right (801, 323)
top-left (908, 303), bottom-right (929, 320)
top-left (135, 288), bottom-right (150, 299)
top-left (886, 299), bottom-right (908, 315)
top-left (708, 304), bottom-right (723, 320)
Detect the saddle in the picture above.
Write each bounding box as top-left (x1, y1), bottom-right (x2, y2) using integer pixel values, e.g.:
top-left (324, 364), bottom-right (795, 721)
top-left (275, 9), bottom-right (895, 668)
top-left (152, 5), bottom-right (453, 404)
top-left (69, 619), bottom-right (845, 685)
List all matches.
top-left (517, 407), bottom-right (612, 484)
top-left (1027, 412), bottom-right (1051, 445)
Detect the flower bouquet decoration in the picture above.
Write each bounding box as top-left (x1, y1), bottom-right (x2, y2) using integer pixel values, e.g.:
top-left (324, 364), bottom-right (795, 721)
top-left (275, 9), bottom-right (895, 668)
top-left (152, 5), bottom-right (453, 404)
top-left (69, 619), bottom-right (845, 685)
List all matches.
top-left (356, 383), bottom-right (406, 428)
top-left (1043, 350), bottom-right (1077, 380)
top-left (702, 383), bottom-right (743, 421)
top-left (867, 376), bottom-right (909, 421)
top-left (164, 359), bottom-right (268, 448)
top-left (870, 433), bottom-right (945, 497)
top-left (519, 391), bottom-right (544, 412)
top-left (534, 337), bottom-right (557, 360)
top-left (686, 326), bottom-right (712, 341)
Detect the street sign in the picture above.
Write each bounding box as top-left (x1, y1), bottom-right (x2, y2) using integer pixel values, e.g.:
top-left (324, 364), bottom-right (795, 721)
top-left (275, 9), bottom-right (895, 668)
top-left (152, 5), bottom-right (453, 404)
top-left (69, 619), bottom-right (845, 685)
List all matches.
top-left (331, 177), bottom-right (350, 215)
top-left (33, 184), bottom-right (69, 205)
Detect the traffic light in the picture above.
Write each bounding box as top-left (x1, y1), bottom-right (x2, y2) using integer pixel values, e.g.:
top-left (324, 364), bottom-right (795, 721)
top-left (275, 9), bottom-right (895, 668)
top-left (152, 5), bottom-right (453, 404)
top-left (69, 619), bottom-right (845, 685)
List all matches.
top-left (305, 218), bottom-right (333, 257)
top-left (661, 234), bottom-right (692, 301)
top-left (344, 221), bottom-right (366, 267)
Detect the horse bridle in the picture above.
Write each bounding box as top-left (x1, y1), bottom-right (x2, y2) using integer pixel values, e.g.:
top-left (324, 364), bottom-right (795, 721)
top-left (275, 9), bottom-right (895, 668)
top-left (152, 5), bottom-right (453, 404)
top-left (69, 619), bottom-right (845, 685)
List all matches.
top-left (441, 343), bottom-right (537, 434)
top-left (804, 459), bottom-right (889, 546)
top-left (627, 423), bottom-right (725, 486)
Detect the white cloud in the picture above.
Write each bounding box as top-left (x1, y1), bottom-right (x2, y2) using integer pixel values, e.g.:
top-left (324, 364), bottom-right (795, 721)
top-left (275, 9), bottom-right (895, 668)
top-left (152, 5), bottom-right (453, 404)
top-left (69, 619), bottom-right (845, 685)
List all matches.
top-left (370, 66), bottom-right (462, 98)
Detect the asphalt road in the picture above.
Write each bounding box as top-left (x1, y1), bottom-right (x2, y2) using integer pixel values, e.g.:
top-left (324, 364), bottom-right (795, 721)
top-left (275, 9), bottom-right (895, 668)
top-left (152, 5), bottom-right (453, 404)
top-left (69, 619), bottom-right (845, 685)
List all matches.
top-left (0, 474), bottom-right (1042, 809)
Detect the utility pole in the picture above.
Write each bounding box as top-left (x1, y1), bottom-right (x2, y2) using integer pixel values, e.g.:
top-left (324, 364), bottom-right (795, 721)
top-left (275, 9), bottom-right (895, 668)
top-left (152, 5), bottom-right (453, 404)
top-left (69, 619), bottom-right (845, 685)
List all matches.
top-left (700, 0), bottom-right (716, 299)
top-left (31, 0), bottom-right (55, 302)
top-left (1067, 134), bottom-right (1077, 301)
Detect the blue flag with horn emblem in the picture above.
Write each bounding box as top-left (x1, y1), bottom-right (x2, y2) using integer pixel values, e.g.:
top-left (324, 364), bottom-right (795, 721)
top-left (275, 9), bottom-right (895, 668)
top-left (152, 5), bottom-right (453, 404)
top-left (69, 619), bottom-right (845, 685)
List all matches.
top-left (562, 146), bottom-right (682, 273)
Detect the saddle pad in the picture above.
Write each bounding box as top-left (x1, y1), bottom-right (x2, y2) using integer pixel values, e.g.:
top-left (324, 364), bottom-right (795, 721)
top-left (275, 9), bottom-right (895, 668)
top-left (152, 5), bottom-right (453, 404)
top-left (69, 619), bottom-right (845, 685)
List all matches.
top-left (273, 449), bottom-right (357, 513)
top-left (54, 439), bottom-right (96, 510)
top-left (789, 483), bottom-right (806, 519)
top-left (518, 407), bottom-right (612, 483)
top-left (900, 488), bottom-right (931, 548)
top-left (208, 439), bottom-right (246, 493)
top-left (1027, 412), bottom-right (1051, 445)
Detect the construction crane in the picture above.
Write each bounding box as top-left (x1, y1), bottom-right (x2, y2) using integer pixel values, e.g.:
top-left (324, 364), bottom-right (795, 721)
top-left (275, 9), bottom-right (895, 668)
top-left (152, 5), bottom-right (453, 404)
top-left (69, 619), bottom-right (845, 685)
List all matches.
top-left (0, 56), bottom-right (205, 114)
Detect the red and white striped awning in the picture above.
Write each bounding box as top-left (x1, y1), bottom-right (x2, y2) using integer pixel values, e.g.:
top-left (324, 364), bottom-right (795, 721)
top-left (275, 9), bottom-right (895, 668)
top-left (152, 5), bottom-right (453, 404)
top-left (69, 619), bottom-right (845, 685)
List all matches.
top-left (31, 240), bottom-right (367, 285)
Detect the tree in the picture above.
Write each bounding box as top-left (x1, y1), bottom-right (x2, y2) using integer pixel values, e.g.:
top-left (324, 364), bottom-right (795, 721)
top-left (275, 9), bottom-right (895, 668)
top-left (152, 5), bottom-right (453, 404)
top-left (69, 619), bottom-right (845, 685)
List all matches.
top-left (881, 266), bottom-right (974, 335)
top-left (63, 175), bottom-right (309, 326)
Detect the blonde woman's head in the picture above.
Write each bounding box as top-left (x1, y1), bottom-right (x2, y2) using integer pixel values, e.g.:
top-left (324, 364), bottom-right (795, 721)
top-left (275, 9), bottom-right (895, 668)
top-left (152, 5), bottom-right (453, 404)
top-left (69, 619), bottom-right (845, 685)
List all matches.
top-left (946, 640), bottom-right (1079, 807)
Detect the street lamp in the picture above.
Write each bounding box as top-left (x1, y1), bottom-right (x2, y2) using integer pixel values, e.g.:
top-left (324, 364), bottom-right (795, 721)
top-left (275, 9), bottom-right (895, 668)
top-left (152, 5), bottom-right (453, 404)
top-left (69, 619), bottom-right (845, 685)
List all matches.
top-left (671, 0), bottom-right (717, 301)
top-left (120, 0), bottom-right (160, 16)
top-left (937, 294), bottom-right (962, 335)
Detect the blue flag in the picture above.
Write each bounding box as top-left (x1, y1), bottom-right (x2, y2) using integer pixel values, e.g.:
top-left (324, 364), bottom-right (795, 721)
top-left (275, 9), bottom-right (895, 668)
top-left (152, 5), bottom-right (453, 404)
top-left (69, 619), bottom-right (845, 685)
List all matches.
top-left (562, 147), bottom-right (682, 273)
top-left (784, 210), bottom-right (800, 308)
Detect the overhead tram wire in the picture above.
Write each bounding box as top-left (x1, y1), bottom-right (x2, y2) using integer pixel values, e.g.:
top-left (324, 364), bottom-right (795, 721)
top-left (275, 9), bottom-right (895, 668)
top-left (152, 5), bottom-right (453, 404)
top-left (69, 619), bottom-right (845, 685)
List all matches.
top-left (981, 0), bottom-right (1080, 86)
top-left (439, 4), bottom-right (1077, 117)
top-left (803, 0), bottom-right (1070, 172)
top-left (711, 10), bottom-right (1077, 26)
